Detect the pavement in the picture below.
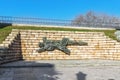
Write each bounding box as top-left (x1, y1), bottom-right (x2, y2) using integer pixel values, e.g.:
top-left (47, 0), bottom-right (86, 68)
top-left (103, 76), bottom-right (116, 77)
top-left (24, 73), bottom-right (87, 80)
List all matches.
top-left (0, 60), bottom-right (120, 80)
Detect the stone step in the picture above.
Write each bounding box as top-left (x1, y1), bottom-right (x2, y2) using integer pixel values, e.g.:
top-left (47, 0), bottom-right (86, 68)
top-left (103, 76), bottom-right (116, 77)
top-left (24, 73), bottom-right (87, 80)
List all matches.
top-left (0, 60), bottom-right (120, 67)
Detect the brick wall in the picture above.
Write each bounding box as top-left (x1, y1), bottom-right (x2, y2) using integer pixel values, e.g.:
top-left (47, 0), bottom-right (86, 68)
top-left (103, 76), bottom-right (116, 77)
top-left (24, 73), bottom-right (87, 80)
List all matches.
top-left (0, 29), bottom-right (120, 62)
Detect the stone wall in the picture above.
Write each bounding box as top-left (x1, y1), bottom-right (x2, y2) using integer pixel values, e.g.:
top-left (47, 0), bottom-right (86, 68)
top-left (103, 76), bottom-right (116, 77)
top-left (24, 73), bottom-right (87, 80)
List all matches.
top-left (1, 29), bottom-right (120, 62)
top-left (0, 30), bottom-right (22, 64)
top-left (17, 29), bottom-right (120, 60)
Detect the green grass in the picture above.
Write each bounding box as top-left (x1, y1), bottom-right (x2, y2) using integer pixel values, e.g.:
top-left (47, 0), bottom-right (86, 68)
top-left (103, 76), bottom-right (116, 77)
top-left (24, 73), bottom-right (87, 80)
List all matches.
top-left (0, 26), bottom-right (116, 43)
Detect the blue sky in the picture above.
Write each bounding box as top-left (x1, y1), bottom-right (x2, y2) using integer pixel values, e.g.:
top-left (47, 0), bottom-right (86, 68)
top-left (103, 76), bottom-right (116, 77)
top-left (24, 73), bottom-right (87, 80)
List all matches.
top-left (0, 0), bottom-right (120, 19)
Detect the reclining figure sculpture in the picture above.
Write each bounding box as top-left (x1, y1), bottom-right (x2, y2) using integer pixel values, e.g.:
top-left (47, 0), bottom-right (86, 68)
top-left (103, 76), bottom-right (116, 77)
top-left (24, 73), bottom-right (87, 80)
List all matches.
top-left (37, 37), bottom-right (88, 55)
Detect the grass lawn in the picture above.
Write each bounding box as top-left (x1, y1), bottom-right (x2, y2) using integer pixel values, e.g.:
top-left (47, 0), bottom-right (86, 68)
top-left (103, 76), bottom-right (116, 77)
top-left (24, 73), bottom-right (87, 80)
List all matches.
top-left (0, 26), bottom-right (116, 44)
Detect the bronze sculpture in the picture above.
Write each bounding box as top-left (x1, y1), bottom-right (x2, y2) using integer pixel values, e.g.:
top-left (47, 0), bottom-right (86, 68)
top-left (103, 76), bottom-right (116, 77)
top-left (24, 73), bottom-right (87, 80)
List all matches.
top-left (37, 37), bottom-right (88, 55)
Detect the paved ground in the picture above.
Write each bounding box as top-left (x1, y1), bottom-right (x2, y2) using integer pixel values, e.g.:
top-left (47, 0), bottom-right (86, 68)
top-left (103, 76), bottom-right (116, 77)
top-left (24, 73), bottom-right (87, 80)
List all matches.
top-left (0, 60), bottom-right (120, 80)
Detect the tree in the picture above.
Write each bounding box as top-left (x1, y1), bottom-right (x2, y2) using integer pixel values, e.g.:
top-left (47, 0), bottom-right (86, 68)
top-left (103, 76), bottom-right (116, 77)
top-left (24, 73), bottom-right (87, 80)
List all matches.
top-left (73, 11), bottom-right (120, 28)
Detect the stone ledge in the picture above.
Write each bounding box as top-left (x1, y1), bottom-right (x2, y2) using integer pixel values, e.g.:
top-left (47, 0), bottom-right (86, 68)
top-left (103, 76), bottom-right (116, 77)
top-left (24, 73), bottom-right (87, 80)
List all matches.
top-left (1, 60), bottom-right (120, 67)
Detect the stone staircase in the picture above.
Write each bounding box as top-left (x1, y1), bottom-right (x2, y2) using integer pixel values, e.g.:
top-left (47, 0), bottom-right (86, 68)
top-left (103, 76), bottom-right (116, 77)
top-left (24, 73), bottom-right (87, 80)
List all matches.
top-left (0, 30), bottom-right (22, 64)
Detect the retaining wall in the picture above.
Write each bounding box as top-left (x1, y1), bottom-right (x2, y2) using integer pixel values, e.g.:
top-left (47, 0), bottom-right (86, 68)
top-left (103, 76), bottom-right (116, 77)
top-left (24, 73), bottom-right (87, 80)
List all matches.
top-left (19, 29), bottom-right (120, 60)
top-left (0, 29), bottom-right (120, 63)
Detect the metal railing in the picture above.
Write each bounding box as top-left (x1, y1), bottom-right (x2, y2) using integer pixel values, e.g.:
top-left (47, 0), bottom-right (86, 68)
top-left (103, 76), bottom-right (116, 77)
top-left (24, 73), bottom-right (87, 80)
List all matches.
top-left (0, 16), bottom-right (120, 28)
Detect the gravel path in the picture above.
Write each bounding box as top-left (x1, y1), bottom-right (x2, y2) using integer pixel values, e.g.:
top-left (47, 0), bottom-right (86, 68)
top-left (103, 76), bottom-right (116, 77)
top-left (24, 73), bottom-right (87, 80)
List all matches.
top-left (0, 60), bottom-right (120, 80)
